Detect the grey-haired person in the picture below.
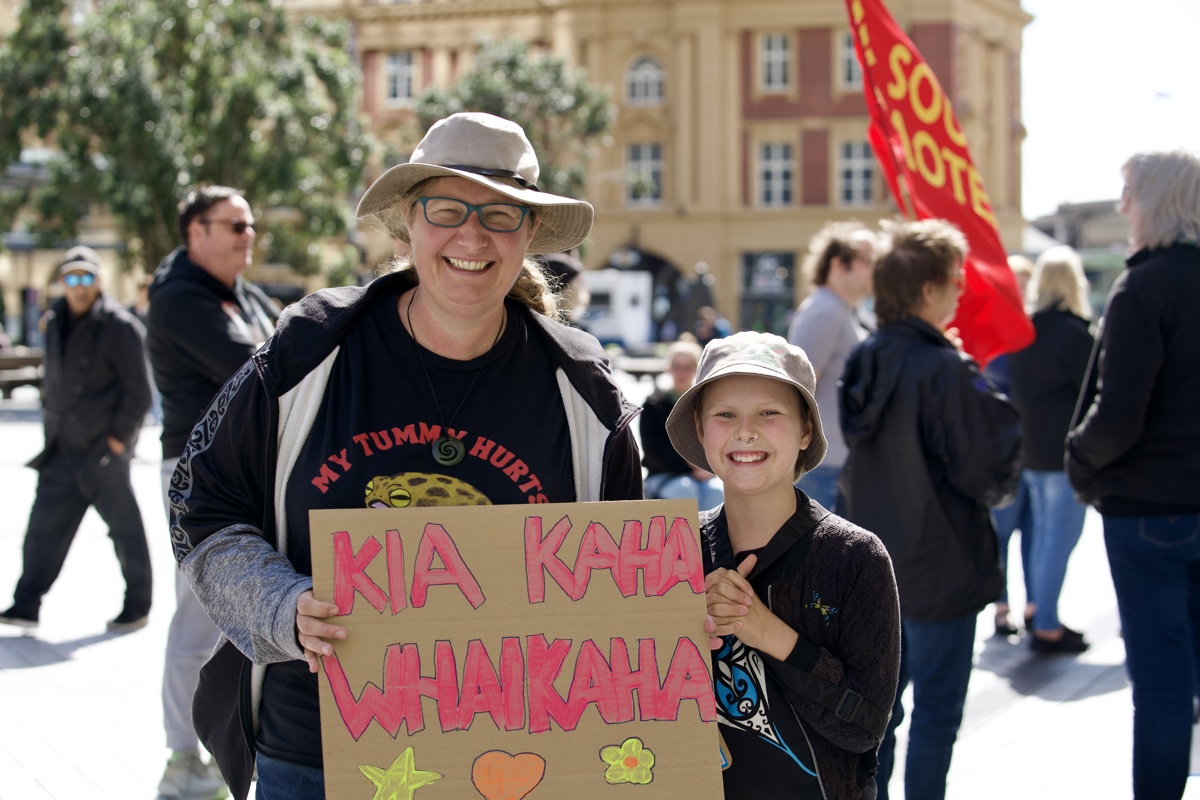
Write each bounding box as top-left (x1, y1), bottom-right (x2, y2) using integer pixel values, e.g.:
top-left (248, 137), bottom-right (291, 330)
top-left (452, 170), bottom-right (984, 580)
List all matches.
top-left (1, 247), bottom-right (153, 632)
top-left (668, 331), bottom-right (900, 800)
top-left (168, 112), bottom-right (644, 798)
top-left (1067, 148), bottom-right (1200, 800)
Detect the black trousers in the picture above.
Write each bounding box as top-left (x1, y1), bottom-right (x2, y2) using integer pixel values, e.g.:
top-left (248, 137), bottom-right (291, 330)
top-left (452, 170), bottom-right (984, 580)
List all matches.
top-left (12, 446), bottom-right (152, 617)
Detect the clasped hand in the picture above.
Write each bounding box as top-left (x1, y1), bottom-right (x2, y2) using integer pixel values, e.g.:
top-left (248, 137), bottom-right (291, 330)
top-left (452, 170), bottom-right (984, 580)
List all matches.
top-left (703, 554), bottom-right (798, 661)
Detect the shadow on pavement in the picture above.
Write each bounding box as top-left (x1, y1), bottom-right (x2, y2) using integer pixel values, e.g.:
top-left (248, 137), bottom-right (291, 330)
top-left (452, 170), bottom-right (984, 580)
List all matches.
top-left (0, 627), bottom-right (139, 668)
top-left (0, 405), bottom-right (42, 423)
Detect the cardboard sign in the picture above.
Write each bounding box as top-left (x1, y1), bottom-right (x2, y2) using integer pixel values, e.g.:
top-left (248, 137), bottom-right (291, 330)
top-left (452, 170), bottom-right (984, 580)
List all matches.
top-left (310, 499), bottom-right (723, 800)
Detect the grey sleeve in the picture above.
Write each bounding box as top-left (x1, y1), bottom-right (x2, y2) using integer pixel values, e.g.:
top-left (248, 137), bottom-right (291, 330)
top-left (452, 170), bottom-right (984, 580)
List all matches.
top-left (180, 526), bottom-right (313, 664)
top-left (787, 302), bottom-right (841, 377)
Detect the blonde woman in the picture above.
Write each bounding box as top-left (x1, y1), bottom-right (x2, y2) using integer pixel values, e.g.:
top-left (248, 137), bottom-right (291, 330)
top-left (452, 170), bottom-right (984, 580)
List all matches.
top-left (1007, 246), bottom-right (1094, 653)
top-left (169, 113), bottom-right (644, 799)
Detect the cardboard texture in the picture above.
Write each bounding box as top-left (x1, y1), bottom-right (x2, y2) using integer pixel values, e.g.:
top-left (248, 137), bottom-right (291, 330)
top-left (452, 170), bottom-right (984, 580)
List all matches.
top-left (310, 499), bottom-right (724, 800)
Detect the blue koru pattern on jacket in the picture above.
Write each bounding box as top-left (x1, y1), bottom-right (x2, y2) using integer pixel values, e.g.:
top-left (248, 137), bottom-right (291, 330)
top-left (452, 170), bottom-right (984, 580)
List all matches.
top-left (714, 635), bottom-right (817, 776)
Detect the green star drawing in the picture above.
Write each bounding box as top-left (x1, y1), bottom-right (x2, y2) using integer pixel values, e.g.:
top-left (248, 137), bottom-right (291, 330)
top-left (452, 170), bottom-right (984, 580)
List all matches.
top-left (359, 746), bottom-right (443, 800)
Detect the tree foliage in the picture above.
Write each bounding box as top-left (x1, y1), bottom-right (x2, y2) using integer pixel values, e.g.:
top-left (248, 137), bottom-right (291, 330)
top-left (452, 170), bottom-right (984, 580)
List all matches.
top-left (0, 0), bottom-right (371, 273)
top-left (415, 39), bottom-right (614, 200)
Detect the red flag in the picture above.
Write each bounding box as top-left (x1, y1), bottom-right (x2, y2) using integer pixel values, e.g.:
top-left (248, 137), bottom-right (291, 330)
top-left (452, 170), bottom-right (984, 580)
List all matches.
top-left (845, 0), bottom-right (1033, 365)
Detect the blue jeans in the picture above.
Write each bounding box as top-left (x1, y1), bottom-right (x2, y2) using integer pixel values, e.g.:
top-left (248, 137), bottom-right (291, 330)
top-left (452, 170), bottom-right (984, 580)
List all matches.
top-left (1104, 513), bottom-right (1200, 800)
top-left (1025, 470), bottom-right (1088, 632)
top-left (796, 463), bottom-right (841, 512)
top-left (255, 752), bottom-right (325, 800)
top-left (991, 477), bottom-right (1033, 607)
top-left (643, 472), bottom-right (724, 512)
top-left (878, 615), bottom-right (977, 800)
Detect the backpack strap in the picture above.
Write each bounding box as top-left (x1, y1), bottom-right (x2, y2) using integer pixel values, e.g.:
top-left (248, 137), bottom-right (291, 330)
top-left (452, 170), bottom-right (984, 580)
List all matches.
top-left (768, 652), bottom-right (890, 741)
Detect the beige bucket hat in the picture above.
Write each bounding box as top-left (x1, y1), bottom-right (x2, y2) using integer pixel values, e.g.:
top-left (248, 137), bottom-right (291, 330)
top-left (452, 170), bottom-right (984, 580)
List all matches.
top-left (665, 331), bottom-right (828, 478)
top-left (355, 112), bottom-right (594, 255)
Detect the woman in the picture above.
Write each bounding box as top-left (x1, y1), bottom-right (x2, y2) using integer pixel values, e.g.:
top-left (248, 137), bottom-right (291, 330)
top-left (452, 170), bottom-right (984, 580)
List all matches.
top-left (1067, 148), bottom-right (1200, 800)
top-left (640, 338), bottom-right (724, 509)
top-left (987, 255), bottom-right (1035, 638)
top-left (171, 112), bottom-right (644, 799)
top-left (668, 332), bottom-right (899, 800)
top-left (1009, 246), bottom-right (1095, 653)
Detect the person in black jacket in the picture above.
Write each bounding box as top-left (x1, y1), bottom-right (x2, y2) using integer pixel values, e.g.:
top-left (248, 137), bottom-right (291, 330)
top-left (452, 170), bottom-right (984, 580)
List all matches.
top-left (1067, 148), bottom-right (1200, 800)
top-left (1008, 246), bottom-right (1095, 654)
top-left (0, 247), bottom-right (152, 632)
top-left (667, 331), bottom-right (900, 800)
top-left (148, 185), bottom-right (281, 800)
top-left (641, 338), bottom-right (723, 509)
top-left (839, 219), bottom-right (1020, 800)
top-left (173, 113), bottom-right (644, 799)
top-left (986, 254), bottom-right (1035, 638)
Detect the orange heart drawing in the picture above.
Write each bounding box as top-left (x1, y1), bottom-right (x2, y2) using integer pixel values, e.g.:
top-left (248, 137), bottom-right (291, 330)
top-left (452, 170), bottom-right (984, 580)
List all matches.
top-left (471, 750), bottom-right (547, 800)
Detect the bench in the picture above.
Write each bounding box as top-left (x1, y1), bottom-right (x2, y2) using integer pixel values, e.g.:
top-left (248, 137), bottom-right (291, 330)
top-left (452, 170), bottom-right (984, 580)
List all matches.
top-left (0, 348), bottom-right (44, 399)
top-left (612, 355), bottom-right (667, 381)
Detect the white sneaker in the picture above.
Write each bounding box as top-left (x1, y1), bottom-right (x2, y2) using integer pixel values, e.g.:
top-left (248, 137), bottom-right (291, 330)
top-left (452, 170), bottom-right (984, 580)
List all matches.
top-left (156, 750), bottom-right (229, 800)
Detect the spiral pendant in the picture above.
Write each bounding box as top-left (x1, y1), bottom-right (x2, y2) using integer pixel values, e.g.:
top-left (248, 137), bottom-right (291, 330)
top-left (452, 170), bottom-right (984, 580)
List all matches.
top-left (432, 435), bottom-right (466, 467)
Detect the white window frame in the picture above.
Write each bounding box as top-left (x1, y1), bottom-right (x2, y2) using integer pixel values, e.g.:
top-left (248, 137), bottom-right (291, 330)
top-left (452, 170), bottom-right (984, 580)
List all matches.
top-left (760, 33), bottom-right (791, 93)
top-left (759, 143), bottom-right (794, 207)
top-left (384, 51), bottom-right (414, 107)
top-left (838, 141), bottom-right (875, 206)
top-left (626, 56), bottom-right (665, 106)
top-left (839, 31), bottom-right (863, 91)
top-left (626, 142), bottom-right (663, 207)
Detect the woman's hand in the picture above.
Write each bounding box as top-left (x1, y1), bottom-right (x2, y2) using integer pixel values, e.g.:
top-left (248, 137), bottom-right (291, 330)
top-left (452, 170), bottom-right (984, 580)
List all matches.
top-left (296, 590), bottom-right (346, 673)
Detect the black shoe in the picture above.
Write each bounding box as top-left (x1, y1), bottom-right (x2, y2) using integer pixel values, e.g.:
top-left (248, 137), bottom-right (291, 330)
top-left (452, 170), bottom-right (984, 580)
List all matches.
top-left (1030, 625), bottom-right (1089, 655)
top-left (994, 618), bottom-right (1020, 637)
top-left (0, 605), bottom-right (38, 629)
top-left (106, 609), bottom-right (149, 632)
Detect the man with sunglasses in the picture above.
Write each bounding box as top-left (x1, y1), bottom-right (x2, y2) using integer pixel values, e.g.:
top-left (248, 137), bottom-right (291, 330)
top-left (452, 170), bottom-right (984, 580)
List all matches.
top-left (1, 247), bottom-right (153, 635)
top-left (148, 186), bottom-right (280, 800)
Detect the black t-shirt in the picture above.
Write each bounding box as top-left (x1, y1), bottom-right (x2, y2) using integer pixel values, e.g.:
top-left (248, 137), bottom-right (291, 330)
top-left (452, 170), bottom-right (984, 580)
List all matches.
top-left (714, 546), bottom-right (823, 799)
top-left (257, 291), bottom-right (576, 767)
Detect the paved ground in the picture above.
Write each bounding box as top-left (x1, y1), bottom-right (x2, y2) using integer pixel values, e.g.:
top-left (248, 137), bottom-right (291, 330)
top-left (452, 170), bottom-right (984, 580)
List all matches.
top-left (0, 378), bottom-right (1196, 799)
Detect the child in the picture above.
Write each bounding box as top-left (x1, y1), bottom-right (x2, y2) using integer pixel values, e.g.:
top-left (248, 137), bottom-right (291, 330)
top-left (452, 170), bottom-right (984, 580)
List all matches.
top-left (666, 331), bottom-right (900, 800)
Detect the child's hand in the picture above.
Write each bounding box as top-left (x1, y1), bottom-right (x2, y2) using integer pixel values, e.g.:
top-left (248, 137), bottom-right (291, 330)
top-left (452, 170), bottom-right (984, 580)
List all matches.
top-left (705, 554), bottom-right (757, 640)
top-left (705, 554), bottom-right (799, 660)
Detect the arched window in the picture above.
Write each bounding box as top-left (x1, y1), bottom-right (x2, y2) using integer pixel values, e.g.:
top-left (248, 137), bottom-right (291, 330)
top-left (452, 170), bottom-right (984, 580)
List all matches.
top-left (626, 56), bottom-right (665, 106)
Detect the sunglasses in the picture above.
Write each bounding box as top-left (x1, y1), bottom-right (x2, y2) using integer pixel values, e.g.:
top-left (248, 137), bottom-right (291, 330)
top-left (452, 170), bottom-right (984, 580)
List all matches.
top-left (200, 218), bottom-right (257, 235)
top-left (62, 273), bottom-right (96, 288)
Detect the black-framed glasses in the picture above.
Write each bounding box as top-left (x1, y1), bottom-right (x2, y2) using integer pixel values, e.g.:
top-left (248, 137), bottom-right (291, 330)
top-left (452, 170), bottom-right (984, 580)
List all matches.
top-left (62, 273), bottom-right (96, 288)
top-left (417, 197), bottom-right (531, 233)
top-left (200, 218), bottom-right (257, 235)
